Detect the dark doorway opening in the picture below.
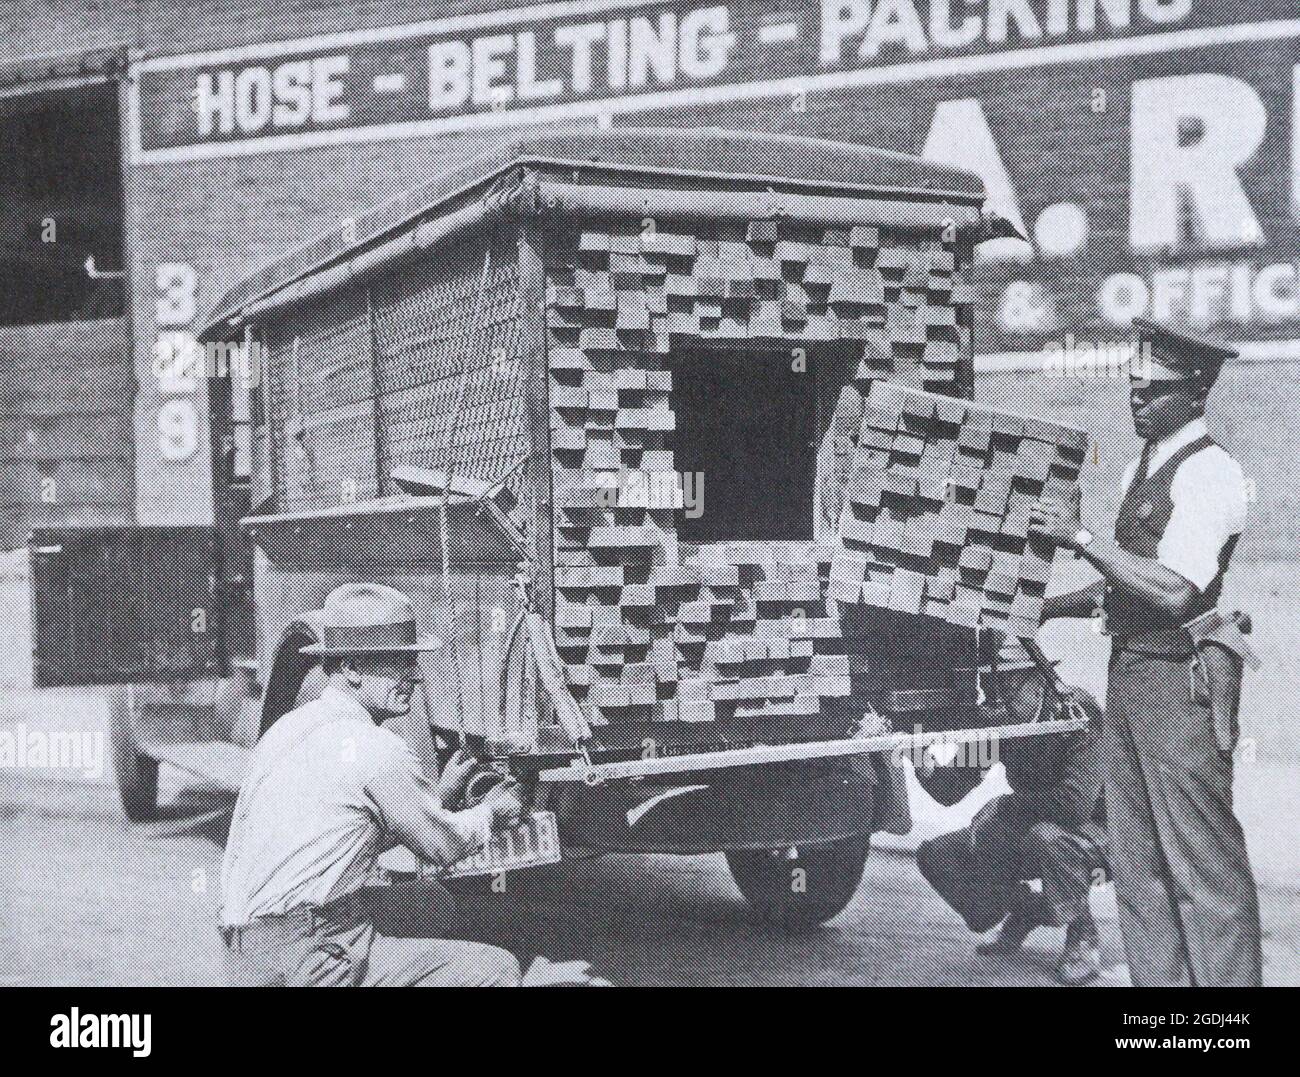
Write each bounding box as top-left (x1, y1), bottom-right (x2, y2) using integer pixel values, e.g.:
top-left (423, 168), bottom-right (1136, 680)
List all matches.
top-left (668, 346), bottom-right (820, 542)
top-left (0, 83), bottom-right (125, 326)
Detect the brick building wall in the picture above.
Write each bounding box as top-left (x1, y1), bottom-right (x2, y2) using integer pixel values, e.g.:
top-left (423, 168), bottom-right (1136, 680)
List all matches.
top-left (2, 0), bottom-right (1296, 555)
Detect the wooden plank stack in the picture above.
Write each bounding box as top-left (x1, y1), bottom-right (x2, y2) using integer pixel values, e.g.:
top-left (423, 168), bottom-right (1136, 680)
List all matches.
top-left (830, 382), bottom-right (1088, 638)
top-left (553, 536), bottom-right (846, 726)
top-left (544, 219), bottom-right (984, 729)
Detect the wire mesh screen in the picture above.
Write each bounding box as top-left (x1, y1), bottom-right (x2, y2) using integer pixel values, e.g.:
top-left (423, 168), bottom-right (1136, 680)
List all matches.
top-left (371, 229), bottom-right (528, 499)
top-left (264, 289), bottom-right (377, 510)
top-left (260, 230), bottom-right (529, 514)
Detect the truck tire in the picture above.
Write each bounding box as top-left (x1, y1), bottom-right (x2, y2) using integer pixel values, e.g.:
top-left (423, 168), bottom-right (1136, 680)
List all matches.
top-left (726, 834), bottom-right (871, 931)
top-left (109, 686), bottom-right (159, 822)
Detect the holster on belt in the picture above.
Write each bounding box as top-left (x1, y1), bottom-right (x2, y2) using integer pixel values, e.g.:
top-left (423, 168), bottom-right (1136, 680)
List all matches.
top-left (1185, 609), bottom-right (1260, 752)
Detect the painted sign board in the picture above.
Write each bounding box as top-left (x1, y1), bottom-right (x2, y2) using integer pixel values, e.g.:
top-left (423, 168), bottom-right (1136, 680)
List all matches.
top-left (126, 1), bottom-right (1300, 355)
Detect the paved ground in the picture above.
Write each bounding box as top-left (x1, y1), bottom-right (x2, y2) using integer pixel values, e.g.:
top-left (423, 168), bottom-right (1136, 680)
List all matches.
top-left (2, 770), bottom-right (1298, 987)
top-left (3, 558), bottom-right (1297, 985)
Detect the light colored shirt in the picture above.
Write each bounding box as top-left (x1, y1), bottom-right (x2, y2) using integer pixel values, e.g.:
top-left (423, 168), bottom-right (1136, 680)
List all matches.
top-left (1118, 418), bottom-right (1248, 592)
top-left (220, 686), bottom-right (494, 926)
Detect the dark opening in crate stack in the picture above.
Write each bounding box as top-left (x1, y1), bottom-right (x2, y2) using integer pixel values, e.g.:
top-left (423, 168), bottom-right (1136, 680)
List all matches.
top-left (542, 214), bottom-right (987, 733)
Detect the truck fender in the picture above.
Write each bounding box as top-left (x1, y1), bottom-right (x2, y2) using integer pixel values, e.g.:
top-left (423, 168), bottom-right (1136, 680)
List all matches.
top-left (258, 610), bottom-right (327, 737)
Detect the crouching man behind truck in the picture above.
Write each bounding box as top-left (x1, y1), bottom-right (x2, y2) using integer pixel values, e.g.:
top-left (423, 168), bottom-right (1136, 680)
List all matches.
top-left (220, 583), bottom-right (525, 986)
top-left (916, 648), bottom-right (1108, 985)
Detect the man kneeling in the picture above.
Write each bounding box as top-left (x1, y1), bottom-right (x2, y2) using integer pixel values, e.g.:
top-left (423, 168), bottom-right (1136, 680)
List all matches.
top-left (916, 662), bottom-right (1107, 985)
top-left (220, 583), bottom-right (524, 986)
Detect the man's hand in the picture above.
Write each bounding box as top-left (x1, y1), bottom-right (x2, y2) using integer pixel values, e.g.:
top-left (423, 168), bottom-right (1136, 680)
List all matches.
top-left (436, 749), bottom-right (478, 807)
top-left (1029, 486), bottom-right (1084, 548)
top-left (1059, 685), bottom-right (1103, 730)
top-left (481, 780), bottom-right (524, 830)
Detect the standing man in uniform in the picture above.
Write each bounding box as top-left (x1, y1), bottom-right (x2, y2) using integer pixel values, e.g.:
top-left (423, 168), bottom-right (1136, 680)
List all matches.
top-left (1030, 320), bottom-right (1261, 987)
top-left (220, 583), bottom-right (526, 987)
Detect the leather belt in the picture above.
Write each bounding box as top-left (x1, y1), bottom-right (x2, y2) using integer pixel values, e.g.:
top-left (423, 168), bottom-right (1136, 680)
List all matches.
top-left (1110, 626), bottom-right (1195, 659)
top-left (220, 890), bottom-right (370, 951)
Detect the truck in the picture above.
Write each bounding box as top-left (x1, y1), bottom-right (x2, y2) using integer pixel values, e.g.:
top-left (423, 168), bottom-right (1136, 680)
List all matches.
top-left (28, 127), bottom-right (1089, 928)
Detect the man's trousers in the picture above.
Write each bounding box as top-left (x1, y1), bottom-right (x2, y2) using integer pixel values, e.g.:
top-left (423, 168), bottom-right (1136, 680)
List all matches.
top-left (917, 793), bottom-right (1105, 934)
top-left (221, 887), bottom-right (521, 986)
top-left (1105, 647), bottom-right (1261, 986)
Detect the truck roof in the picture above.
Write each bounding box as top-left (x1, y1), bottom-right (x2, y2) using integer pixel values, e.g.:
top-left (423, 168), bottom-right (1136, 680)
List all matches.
top-left (199, 126), bottom-right (985, 339)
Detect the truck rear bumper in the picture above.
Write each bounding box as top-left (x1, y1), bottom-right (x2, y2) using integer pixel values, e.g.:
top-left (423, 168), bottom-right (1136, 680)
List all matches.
top-left (538, 716), bottom-right (1087, 786)
top-left (540, 716), bottom-right (1086, 855)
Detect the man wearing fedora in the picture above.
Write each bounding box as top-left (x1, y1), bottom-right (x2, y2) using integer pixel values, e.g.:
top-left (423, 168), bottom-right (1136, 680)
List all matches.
top-left (219, 582), bottom-right (526, 986)
top-left (1030, 320), bottom-right (1261, 986)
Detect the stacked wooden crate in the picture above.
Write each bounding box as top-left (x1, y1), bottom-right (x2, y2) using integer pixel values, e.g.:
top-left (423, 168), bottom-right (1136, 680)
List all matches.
top-left (674, 542), bottom-right (847, 724)
top-left (555, 539), bottom-right (846, 726)
top-left (544, 219), bottom-right (976, 729)
top-left (830, 382), bottom-right (1088, 639)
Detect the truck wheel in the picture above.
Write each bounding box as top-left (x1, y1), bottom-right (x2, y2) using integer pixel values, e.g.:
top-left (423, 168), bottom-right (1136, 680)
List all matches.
top-left (109, 686), bottom-right (159, 822)
top-left (726, 835), bottom-right (870, 931)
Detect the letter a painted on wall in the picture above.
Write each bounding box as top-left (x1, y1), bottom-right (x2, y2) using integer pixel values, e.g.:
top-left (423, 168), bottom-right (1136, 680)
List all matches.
top-left (923, 98), bottom-right (1032, 263)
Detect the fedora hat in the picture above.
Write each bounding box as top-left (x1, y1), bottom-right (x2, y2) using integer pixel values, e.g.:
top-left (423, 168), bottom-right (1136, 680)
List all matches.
top-left (299, 583), bottom-right (443, 656)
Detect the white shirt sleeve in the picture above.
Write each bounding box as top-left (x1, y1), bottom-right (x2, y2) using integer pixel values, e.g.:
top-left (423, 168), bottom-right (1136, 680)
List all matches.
top-left (1119, 457), bottom-right (1139, 497)
top-left (1159, 448), bottom-right (1248, 591)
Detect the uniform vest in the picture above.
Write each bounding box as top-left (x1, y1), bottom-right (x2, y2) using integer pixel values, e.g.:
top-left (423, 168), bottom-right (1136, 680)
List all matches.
top-left (1103, 434), bottom-right (1239, 656)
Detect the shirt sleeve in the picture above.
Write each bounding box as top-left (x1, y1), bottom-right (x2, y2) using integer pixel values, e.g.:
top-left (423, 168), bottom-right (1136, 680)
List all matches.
top-left (364, 743), bottom-right (495, 867)
top-left (1119, 457), bottom-right (1139, 497)
top-left (1158, 449), bottom-right (1248, 592)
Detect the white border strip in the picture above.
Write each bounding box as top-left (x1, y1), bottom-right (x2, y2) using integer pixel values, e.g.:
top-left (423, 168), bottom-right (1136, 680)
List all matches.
top-left (977, 340), bottom-right (1300, 373)
top-left (0, 72), bottom-right (113, 100)
top-left (129, 18), bottom-right (1300, 165)
top-left (134, 0), bottom-right (664, 71)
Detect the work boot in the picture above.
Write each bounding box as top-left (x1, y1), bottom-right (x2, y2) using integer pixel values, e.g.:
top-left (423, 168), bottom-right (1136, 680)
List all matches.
top-left (976, 909), bottom-right (1040, 954)
top-left (1056, 913), bottom-right (1101, 985)
top-left (976, 885), bottom-right (1044, 955)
